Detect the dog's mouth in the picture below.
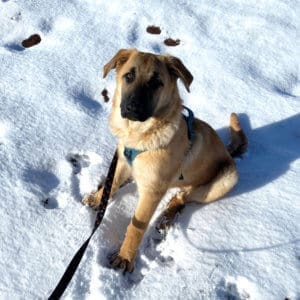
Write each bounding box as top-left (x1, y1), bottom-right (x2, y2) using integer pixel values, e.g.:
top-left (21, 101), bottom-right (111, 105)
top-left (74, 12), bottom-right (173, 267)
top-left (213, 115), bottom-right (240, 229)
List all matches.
top-left (123, 115), bottom-right (149, 122)
top-left (120, 106), bottom-right (151, 122)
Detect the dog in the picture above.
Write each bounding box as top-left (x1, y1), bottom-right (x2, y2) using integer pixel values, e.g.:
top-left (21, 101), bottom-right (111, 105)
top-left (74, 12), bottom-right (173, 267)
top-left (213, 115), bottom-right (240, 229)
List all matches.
top-left (83, 48), bottom-right (248, 272)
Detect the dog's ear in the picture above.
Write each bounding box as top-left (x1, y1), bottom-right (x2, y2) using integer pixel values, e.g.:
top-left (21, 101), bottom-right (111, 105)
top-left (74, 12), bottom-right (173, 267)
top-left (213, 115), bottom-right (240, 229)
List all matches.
top-left (103, 49), bottom-right (136, 78)
top-left (165, 56), bottom-right (193, 92)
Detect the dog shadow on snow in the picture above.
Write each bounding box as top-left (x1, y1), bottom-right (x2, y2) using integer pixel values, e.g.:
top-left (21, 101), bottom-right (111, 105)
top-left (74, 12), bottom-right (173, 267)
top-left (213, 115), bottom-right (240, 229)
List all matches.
top-left (90, 113), bottom-right (300, 290)
top-left (218, 113), bottom-right (300, 198)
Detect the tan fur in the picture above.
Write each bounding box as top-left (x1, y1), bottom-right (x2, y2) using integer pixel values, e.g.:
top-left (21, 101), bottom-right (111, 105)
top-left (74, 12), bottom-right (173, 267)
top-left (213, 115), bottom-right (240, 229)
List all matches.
top-left (83, 49), bottom-right (247, 272)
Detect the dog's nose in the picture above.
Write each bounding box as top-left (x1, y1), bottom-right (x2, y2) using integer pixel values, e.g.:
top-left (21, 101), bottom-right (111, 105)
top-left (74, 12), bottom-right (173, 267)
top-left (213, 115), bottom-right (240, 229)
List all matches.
top-left (125, 102), bottom-right (136, 113)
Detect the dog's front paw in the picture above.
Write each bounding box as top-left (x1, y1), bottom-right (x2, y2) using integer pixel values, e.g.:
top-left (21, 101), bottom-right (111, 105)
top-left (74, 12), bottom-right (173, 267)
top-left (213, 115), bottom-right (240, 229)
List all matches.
top-left (82, 189), bottom-right (103, 209)
top-left (109, 252), bottom-right (134, 273)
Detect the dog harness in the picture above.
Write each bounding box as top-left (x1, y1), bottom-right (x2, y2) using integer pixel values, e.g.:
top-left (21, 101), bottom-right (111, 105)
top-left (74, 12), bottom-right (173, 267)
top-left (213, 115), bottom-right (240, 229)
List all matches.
top-left (124, 106), bottom-right (195, 169)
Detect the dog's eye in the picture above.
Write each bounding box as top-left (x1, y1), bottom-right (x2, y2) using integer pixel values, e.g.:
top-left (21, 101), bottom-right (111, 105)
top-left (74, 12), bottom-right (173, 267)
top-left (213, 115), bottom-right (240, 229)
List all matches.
top-left (148, 72), bottom-right (163, 89)
top-left (124, 71), bottom-right (135, 83)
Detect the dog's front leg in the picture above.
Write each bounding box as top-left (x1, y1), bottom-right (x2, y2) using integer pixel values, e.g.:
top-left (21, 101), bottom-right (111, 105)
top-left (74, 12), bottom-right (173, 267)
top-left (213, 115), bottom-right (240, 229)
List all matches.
top-left (110, 189), bottom-right (165, 272)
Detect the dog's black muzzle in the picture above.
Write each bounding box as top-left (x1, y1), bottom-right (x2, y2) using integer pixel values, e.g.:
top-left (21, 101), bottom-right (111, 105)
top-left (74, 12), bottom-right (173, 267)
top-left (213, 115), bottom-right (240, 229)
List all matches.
top-left (120, 86), bottom-right (155, 122)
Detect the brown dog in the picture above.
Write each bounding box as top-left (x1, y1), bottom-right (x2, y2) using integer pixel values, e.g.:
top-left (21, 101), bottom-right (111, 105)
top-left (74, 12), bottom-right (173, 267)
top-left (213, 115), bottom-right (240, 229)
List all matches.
top-left (83, 49), bottom-right (247, 272)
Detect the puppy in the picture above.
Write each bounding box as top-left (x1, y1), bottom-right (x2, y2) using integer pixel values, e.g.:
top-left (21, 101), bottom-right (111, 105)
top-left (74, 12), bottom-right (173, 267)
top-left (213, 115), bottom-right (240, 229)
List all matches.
top-left (83, 49), bottom-right (247, 272)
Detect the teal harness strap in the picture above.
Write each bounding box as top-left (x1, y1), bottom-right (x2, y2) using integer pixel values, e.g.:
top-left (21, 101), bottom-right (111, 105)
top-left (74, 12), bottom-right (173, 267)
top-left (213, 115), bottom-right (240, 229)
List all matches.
top-left (182, 105), bottom-right (195, 143)
top-left (123, 106), bottom-right (195, 166)
top-left (179, 106), bottom-right (195, 180)
top-left (124, 147), bottom-right (144, 166)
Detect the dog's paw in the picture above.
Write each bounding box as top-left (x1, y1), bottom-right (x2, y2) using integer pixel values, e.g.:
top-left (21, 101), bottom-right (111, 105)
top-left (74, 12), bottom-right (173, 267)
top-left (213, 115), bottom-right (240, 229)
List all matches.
top-left (82, 188), bottom-right (103, 209)
top-left (155, 200), bottom-right (185, 232)
top-left (156, 214), bottom-right (172, 232)
top-left (154, 214), bottom-right (176, 240)
top-left (109, 252), bottom-right (134, 273)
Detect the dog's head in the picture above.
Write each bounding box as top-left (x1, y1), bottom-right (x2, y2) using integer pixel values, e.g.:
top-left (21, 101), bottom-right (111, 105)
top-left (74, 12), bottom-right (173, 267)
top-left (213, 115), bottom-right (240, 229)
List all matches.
top-left (103, 49), bottom-right (193, 122)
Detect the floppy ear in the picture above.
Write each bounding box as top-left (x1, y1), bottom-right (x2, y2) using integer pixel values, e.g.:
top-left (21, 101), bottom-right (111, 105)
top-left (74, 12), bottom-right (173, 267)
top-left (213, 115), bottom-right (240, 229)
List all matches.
top-left (165, 56), bottom-right (193, 92)
top-left (103, 49), bottom-right (136, 78)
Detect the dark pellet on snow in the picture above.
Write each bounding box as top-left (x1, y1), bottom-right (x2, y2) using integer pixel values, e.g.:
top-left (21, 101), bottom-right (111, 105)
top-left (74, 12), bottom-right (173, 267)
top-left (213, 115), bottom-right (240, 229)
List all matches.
top-left (146, 26), bottom-right (161, 35)
top-left (22, 34), bottom-right (41, 48)
top-left (101, 88), bottom-right (110, 102)
top-left (164, 38), bottom-right (180, 46)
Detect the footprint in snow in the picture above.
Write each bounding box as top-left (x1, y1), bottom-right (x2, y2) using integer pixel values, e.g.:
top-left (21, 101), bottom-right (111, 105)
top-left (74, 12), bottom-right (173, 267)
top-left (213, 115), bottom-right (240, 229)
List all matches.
top-left (23, 168), bottom-right (60, 194)
top-left (67, 153), bottom-right (90, 175)
top-left (217, 276), bottom-right (257, 300)
top-left (23, 157), bottom-right (75, 209)
top-left (10, 11), bottom-right (22, 21)
top-left (66, 151), bottom-right (104, 201)
top-left (22, 167), bottom-right (61, 209)
top-left (38, 18), bottom-right (53, 34)
top-left (39, 16), bottom-right (74, 34)
top-left (127, 22), bottom-right (139, 44)
top-left (33, 16), bottom-right (74, 48)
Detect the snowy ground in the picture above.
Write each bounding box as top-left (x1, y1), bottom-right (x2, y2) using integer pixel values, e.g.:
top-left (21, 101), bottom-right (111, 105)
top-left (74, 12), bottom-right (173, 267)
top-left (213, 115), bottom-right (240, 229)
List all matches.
top-left (0, 0), bottom-right (299, 299)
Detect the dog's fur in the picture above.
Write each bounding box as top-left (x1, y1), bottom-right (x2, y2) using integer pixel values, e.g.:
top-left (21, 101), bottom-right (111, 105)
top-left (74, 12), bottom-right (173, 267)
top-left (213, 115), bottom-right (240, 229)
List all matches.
top-left (83, 49), bottom-right (247, 272)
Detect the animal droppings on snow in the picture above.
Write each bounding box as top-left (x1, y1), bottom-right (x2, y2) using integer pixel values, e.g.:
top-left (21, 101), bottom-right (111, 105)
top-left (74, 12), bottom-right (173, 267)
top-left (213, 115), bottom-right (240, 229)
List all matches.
top-left (21, 34), bottom-right (41, 48)
top-left (101, 88), bottom-right (110, 102)
top-left (146, 26), bottom-right (161, 35)
top-left (164, 38), bottom-right (180, 46)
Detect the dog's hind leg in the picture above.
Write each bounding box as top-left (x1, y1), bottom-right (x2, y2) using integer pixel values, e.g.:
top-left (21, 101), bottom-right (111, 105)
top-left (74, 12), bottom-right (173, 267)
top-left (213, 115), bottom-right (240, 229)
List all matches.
top-left (185, 161), bottom-right (238, 204)
top-left (156, 161), bottom-right (238, 230)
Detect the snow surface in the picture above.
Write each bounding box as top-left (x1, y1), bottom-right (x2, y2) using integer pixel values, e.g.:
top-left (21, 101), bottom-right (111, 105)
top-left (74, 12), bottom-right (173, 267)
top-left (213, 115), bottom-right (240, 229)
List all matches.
top-left (0, 0), bottom-right (299, 299)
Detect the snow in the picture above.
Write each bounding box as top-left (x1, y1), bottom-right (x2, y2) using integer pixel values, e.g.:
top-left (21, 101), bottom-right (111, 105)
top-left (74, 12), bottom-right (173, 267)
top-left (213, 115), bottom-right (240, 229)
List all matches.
top-left (0, 0), bottom-right (299, 299)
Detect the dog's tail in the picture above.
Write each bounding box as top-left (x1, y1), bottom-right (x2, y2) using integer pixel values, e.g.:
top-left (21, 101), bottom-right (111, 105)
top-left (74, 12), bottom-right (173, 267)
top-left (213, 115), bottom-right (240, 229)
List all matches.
top-left (227, 113), bottom-right (248, 157)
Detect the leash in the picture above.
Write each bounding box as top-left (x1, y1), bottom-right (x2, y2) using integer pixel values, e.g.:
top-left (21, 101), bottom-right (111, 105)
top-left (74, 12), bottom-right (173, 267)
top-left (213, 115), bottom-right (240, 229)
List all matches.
top-left (48, 150), bottom-right (118, 300)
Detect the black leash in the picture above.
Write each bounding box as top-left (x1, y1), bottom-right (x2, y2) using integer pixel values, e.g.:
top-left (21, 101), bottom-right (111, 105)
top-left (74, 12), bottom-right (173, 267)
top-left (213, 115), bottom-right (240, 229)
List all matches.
top-left (48, 150), bottom-right (118, 300)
